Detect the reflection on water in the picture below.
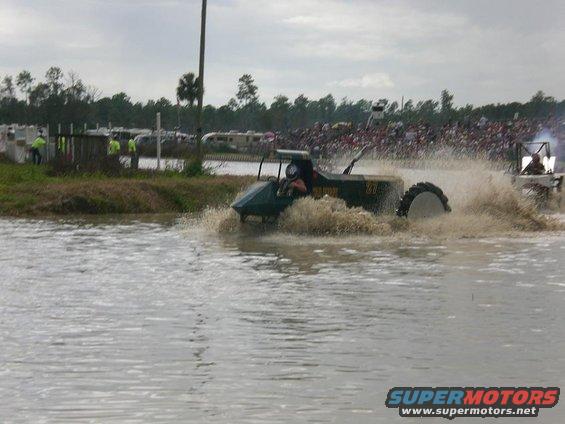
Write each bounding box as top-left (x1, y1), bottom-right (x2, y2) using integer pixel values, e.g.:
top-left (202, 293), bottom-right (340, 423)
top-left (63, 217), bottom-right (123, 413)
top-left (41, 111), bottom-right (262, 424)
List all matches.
top-left (0, 216), bottom-right (564, 423)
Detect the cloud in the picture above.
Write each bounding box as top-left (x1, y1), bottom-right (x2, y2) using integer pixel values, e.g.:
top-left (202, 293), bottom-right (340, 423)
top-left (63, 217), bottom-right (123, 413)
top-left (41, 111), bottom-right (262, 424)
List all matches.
top-left (331, 73), bottom-right (394, 89)
top-left (0, 0), bottom-right (562, 106)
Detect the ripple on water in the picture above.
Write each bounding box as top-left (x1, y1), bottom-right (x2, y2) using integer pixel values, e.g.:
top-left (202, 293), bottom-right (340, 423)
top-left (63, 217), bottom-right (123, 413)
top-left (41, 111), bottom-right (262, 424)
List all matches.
top-left (0, 216), bottom-right (564, 422)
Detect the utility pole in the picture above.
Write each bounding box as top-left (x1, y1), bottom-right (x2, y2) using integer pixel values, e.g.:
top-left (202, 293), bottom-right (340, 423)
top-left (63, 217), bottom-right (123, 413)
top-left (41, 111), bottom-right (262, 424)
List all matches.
top-left (195, 0), bottom-right (207, 162)
top-left (156, 112), bottom-right (161, 171)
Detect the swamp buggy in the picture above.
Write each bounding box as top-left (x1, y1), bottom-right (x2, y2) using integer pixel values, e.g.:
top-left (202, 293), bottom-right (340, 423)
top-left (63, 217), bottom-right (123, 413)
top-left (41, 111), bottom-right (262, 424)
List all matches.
top-left (510, 141), bottom-right (563, 207)
top-left (231, 149), bottom-right (451, 222)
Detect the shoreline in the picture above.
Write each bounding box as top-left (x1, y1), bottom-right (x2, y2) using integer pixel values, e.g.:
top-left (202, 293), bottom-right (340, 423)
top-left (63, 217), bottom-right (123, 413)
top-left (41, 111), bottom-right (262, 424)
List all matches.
top-left (0, 163), bottom-right (252, 217)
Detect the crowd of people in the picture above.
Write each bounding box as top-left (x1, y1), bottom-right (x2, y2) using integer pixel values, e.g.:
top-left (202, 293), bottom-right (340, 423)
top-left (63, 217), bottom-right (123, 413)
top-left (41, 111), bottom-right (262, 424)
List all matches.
top-left (274, 116), bottom-right (564, 160)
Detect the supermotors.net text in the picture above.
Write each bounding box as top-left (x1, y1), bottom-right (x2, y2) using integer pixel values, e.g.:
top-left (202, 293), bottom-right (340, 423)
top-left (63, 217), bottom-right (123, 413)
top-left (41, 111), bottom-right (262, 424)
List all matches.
top-left (400, 406), bottom-right (538, 419)
top-left (386, 387), bottom-right (559, 420)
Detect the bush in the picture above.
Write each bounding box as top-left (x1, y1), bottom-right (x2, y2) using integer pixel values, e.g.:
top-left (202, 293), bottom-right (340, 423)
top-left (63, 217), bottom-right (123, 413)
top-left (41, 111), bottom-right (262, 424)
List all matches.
top-left (182, 156), bottom-right (210, 177)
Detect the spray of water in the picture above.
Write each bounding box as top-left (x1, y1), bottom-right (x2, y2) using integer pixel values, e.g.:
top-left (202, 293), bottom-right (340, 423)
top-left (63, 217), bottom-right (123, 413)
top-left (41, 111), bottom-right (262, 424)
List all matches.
top-left (198, 158), bottom-right (563, 239)
top-left (199, 206), bottom-right (242, 233)
top-left (532, 128), bottom-right (559, 155)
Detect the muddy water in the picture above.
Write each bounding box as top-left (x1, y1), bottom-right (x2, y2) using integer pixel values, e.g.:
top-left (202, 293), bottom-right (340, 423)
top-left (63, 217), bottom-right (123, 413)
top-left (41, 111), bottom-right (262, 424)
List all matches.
top-left (0, 212), bottom-right (564, 423)
top-left (1, 160), bottom-right (564, 422)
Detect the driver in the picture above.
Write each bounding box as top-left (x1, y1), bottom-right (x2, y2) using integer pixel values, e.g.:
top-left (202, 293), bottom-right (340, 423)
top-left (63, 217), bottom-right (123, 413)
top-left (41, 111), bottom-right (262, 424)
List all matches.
top-left (278, 163), bottom-right (307, 197)
top-left (521, 153), bottom-right (545, 175)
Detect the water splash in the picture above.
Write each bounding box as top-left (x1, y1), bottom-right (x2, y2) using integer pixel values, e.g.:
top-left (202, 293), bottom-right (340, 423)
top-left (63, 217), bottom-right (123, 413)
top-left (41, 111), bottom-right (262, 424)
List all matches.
top-left (277, 196), bottom-right (400, 236)
top-left (199, 160), bottom-right (563, 239)
top-left (532, 128), bottom-right (559, 155)
top-left (199, 207), bottom-right (242, 233)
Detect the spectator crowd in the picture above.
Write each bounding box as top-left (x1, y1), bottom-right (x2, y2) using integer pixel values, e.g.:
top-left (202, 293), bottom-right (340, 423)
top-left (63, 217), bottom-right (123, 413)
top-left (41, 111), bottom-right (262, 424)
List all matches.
top-left (274, 116), bottom-right (564, 160)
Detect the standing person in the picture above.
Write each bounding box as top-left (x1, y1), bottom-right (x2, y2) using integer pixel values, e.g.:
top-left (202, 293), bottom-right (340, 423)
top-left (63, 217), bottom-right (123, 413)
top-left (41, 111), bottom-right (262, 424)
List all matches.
top-left (58, 136), bottom-right (67, 157)
top-left (108, 137), bottom-right (120, 156)
top-left (31, 131), bottom-right (46, 165)
top-left (127, 138), bottom-right (138, 169)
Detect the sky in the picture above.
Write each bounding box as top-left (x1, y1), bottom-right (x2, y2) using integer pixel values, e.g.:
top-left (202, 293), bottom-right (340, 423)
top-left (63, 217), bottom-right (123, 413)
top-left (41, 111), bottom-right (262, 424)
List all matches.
top-left (0, 0), bottom-right (563, 107)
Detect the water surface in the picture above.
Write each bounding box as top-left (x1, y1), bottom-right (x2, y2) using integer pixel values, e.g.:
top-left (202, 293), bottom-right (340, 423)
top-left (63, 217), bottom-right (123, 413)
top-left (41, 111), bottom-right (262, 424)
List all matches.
top-left (0, 216), bottom-right (564, 423)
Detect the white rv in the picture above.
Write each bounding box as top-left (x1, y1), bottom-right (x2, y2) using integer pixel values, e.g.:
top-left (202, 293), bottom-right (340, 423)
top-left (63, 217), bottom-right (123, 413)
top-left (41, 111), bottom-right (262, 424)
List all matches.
top-left (202, 131), bottom-right (266, 152)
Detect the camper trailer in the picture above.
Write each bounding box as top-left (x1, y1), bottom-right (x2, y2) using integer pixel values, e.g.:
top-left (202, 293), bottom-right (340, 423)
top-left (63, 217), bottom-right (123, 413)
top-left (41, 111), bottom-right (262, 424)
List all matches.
top-left (202, 131), bottom-right (267, 153)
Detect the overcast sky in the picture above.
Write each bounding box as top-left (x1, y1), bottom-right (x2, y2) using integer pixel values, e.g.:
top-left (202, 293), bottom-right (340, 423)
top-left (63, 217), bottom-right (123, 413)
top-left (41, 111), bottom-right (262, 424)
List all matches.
top-left (1, 0), bottom-right (563, 106)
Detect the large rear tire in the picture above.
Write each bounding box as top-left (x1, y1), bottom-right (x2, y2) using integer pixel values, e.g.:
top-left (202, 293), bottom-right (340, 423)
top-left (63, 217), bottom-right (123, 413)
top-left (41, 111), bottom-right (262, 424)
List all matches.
top-left (396, 182), bottom-right (451, 219)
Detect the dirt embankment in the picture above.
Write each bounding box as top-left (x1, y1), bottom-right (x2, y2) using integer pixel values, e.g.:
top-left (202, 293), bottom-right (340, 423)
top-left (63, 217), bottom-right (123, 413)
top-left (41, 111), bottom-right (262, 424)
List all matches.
top-left (0, 164), bottom-right (252, 216)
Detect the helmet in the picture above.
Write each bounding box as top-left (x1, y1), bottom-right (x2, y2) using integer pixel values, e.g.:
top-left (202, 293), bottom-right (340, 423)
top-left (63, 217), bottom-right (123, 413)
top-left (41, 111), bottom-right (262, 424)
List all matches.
top-left (285, 163), bottom-right (300, 181)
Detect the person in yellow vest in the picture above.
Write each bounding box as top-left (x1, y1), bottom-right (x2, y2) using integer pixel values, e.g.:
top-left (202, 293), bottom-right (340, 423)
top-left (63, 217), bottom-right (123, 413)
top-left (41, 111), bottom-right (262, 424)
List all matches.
top-left (127, 138), bottom-right (138, 169)
top-left (58, 136), bottom-right (66, 155)
top-left (127, 138), bottom-right (136, 154)
top-left (31, 131), bottom-right (46, 165)
top-left (108, 137), bottom-right (120, 156)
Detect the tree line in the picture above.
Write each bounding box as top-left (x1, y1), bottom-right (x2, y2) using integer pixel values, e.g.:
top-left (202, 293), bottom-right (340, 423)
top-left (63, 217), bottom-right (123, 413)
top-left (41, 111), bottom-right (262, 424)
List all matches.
top-left (1, 67), bottom-right (563, 134)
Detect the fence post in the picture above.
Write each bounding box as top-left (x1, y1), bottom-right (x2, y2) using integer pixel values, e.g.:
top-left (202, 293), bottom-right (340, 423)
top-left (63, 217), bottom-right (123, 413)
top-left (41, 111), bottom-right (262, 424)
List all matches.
top-left (70, 123), bottom-right (74, 163)
top-left (46, 124), bottom-right (50, 161)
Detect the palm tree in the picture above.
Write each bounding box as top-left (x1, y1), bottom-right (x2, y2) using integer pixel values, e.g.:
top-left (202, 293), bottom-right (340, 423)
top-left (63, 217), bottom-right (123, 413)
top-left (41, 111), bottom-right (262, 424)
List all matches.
top-left (176, 72), bottom-right (200, 107)
top-left (16, 70), bottom-right (34, 104)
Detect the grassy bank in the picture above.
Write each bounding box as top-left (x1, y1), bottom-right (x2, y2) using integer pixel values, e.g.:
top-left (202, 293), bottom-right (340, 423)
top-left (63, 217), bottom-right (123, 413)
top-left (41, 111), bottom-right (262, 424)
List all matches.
top-left (0, 163), bottom-right (252, 216)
